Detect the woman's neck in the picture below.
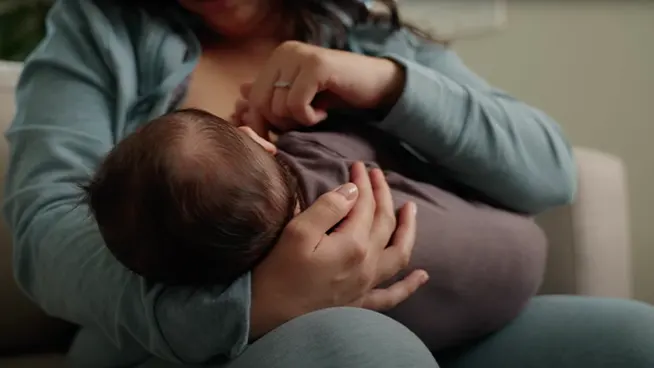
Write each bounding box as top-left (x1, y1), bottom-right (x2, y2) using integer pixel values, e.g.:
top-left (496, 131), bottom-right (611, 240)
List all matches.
top-left (203, 11), bottom-right (295, 52)
top-left (206, 37), bottom-right (281, 58)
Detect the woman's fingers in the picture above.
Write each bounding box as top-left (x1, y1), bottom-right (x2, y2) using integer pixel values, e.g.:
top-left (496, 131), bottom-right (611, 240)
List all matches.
top-left (282, 182), bottom-right (359, 251)
top-left (271, 67), bottom-right (300, 118)
top-left (360, 269), bottom-right (429, 311)
top-left (334, 162), bottom-right (374, 236)
top-left (241, 41), bottom-right (332, 129)
top-left (369, 168), bottom-right (397, 251)
top-left (249, 63), bottom-right (283, 125)
top-left (240, 83), bottom-right (252, 99)
top-left (234, 99), bottom-right (248, 116)
top-left (286, 67), bottom-right (327, 126)
top-left (231, 99), bottom-right (249, 125)
top-left (376, 202), bottom-right (418, 284)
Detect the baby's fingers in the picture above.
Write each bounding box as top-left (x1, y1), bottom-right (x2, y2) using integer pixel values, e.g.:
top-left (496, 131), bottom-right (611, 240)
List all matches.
top-left (238, 126), bottom-right (278, 155)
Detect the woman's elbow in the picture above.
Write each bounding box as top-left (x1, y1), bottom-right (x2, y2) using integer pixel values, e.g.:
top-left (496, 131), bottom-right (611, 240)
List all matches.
top-left (511, 156), bottom-right (578, 215)
top-left (5, 204), bottom-right (52, 313)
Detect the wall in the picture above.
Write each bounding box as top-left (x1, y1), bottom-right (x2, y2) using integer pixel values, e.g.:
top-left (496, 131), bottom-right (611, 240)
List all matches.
top-left (452, 1), bottom-right (654, 303)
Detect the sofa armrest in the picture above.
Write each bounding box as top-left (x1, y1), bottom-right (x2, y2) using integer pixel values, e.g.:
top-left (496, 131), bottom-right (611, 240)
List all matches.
top-left (537, 147), bottom-right (632, 298)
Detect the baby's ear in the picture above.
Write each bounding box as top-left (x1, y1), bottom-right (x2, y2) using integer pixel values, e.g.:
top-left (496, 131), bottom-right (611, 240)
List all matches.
top-left (238, 126), bottom-right (277, 155)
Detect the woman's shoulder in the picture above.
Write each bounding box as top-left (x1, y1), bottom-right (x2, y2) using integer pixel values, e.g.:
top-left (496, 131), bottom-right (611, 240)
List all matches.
top-left (54, 1), bottom-right (189, 57)
top-left (49, 0), bottom-right (142, 43)
top-left (34, 1), bottom-right (148, 73)
top-left (16, 0), bottom-right (197, 136)
top-left (35, 0), bottom-right (195, 109)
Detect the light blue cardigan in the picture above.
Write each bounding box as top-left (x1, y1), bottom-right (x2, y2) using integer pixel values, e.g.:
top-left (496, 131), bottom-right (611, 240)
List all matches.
top-left (3, 0), bottom-right (575, 364)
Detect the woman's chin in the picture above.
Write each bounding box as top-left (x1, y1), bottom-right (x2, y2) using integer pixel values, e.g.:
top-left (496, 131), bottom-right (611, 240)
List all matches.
top-left (206, 20), bottom-right (264, 38)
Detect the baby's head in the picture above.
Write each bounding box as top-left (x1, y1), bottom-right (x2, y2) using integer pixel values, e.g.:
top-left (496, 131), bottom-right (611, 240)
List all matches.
top-left (82, 109), bottom-right (299, 286)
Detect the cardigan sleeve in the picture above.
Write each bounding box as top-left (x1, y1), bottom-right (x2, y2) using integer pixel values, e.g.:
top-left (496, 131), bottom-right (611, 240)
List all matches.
top-left (3, 0), bottom-right (250, 363)
top-left (376, 38), bottom-right (576, 214)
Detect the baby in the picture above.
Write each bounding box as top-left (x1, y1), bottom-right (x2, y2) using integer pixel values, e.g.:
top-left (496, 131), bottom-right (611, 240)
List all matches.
top-left (85, 107), bottom-right (542, 283)
top-left (83, 109), bottom-right (299, 286)
top-left (84, 108), bottom-right (546, 348)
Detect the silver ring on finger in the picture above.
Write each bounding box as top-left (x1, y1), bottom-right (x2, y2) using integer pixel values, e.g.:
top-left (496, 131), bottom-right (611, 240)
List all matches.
top-left (273, 81), bottom-right (292, 89)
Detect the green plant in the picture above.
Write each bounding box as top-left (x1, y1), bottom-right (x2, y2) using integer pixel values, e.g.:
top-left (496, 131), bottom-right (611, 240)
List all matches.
top-left (0, 0), bottom-right (53, 61)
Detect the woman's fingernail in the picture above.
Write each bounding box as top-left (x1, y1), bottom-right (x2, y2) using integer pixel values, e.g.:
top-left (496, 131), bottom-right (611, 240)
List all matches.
top-left (336, 183), bottom-right (358, 200)
top-left (420, 272), bottom-right (429, 284)
top-left (410, 202), bottom-right (417, 216)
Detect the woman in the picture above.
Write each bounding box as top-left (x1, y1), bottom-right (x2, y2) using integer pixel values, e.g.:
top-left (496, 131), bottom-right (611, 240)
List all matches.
top-left (4, 0), bottom-right (654, 367)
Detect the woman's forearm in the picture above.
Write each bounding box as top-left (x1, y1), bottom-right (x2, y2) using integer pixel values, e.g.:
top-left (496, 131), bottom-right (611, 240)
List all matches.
top-left (376, 50), bottom-right (576, 214)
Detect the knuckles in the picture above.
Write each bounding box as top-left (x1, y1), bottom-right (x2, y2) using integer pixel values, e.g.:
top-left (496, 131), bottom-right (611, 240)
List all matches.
top-left (302, 51), bottom-right (327, 72)
top-left (348, 239), bottom-right (369, 264)
top-left (276, 41), bottom-right (328, 72)
top-left (287, 100), bottom-right (308, 122)
top-left (398, 250), bottom-right (411, 269)
top-left (276, 40), bottom-right (306, 53)
top-left (381, 209), bottom-right (397, 233)
top-left (272, 102), bottom-right (286, 117)
top-left (283, 221), bottom-right (312, 244)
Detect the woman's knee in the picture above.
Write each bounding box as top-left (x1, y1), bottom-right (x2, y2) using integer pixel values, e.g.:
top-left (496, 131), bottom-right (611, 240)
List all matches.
top-left (439, 296), bottom-right (654, 368)
top-left (562, 297), bottom-right (654, 366)
top-left (230, 307), bottom-right (438, 368)
top-left (518, 296), bottom-right (654, 367)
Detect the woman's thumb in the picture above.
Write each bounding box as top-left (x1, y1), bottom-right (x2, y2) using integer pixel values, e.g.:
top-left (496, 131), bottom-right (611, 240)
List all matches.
top-left (292, 183), bottom-right (359, 238)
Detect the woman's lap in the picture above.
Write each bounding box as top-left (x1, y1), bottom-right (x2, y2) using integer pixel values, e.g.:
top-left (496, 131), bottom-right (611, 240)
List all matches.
top-left (78, 296), bottom-right (654, 367)
top-left (222, 307), bottom-right (438, 368)
top-left (436, 295), bottom-right (654, 368)
top-left (139, 307), bottom-right (438, 368)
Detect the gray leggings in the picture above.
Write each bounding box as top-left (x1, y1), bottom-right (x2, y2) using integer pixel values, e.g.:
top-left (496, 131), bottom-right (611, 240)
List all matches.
top-left (84, 296), bottom-right (654, 368)
top-left (228, 296), bottom-right (654, 368)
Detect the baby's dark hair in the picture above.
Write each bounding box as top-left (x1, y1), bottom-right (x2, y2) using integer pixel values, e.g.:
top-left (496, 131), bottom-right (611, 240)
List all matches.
top-left (82, 109), bottom-right (299, 286)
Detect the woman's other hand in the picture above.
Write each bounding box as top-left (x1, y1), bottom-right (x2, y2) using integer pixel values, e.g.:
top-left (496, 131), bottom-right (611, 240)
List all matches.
top-left (249, 162), bottom-right (428, 339)
top-left (240, 41), bottom-right (406, 131)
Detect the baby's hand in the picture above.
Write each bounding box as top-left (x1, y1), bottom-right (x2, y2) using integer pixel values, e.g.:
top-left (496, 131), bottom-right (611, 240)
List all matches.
top-left (238, 126), bottom-right (278, 155)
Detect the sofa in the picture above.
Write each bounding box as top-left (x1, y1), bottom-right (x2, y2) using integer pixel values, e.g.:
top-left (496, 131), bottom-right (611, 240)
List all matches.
top-left (0, 61), bottom-right (634, 367)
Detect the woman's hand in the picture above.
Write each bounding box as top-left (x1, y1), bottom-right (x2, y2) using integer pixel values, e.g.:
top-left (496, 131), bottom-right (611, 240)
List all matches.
top-left (249, 162), bottom-right (428, 339)
top-left (239, 41), bottom-right (406, 132)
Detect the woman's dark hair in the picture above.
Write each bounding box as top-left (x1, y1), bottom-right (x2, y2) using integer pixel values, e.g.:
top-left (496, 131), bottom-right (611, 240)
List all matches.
top-left (110, 0), bottom-right (439, 48)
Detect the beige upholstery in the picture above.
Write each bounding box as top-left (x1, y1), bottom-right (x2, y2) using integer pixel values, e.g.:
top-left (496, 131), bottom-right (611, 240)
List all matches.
top-left (537, 149), bottom-right (633, 298)
top-left (0, 61), bottom-right (634, 365)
